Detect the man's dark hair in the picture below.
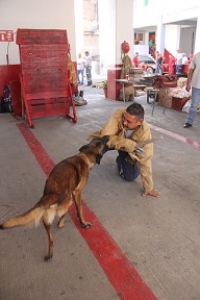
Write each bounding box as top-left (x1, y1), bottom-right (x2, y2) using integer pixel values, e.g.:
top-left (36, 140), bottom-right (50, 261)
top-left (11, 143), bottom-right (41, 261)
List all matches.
top-left (126, 102), bottom-right (144, 119)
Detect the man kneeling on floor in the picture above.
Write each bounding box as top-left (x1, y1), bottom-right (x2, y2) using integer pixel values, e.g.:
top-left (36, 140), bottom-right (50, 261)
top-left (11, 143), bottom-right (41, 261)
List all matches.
top-left (88, 103), bottom-right (160, 197)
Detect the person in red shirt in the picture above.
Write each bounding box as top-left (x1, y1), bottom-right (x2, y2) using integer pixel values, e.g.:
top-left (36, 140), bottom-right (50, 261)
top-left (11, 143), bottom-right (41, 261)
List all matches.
top-left (133, 52), bottom-right (139, 67)
top-left (168, 54), bottom-right (176, 75)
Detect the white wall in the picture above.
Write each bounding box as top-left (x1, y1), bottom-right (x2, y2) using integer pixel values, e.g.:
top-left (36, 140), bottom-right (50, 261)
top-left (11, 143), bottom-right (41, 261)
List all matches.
top-left (133, 0), bottom-right (199, 56)
top-left (98, 0), bottom-right (116, 67)
top-left (0, 0), bottom-right (77, 65)
top-left (74, 0), bottom-right (84, 55)
top-left (116, 0), bottom-right (134, 64)
top-left (165, 25), bottom-right (180, 56)
top-left (165, 25), bottom-right (195, 57)
top-left (134, 0), bottom-right (199, 28)
top-left (180, 27), bottom-right (196, 56)
top-left (98, 0), bottom-right (133, 67)
top-left (133, 45), bottom-right (149, 55)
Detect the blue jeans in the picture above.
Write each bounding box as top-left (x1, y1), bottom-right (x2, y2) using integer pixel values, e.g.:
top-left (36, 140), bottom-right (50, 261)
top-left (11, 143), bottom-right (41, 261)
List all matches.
top-left (77, 70), bottom-right (84, 84)
top-left (186, 87), bottom-right (200, 125)
top-left (155, 63), bottom-right (162, 74)
top-left (176, 64), bottom-right (182, 78)
top-left (116, 150), bottom-right (140, 182)
top-left (101, 145), bottom-right (140, 181)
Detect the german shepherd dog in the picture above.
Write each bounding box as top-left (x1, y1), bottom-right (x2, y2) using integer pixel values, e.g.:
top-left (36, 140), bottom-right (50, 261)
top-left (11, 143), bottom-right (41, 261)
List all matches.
top-left (0, 137), bottom-right (107, 261)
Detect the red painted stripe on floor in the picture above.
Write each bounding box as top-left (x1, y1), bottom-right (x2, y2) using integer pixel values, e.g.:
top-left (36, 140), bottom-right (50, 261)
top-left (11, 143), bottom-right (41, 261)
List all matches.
top-left (17, 123), bottom-right (55, 176)
top-left (149, 124), bottom-right (200, 149)
top-left (17, 123), bottom-right (157, 300)
top-left (70, 203), bottom-right (156, 300)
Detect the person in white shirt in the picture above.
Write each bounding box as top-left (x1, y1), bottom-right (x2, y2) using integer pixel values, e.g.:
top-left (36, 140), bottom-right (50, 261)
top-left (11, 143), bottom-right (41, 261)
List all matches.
top-left (84, 51), bottom-right (93, 86)
top-left (182, 53), bottom-right (188, 65)
top-left (183, 52), bottom-right (200, 128)
top-left (175, 49), bottom-right (183, 78)
top-left (77, 53), bottom-right (85, 85)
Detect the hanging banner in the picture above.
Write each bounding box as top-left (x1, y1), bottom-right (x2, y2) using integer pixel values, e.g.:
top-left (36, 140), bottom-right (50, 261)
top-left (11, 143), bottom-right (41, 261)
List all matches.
top-left (0, 30), bottom-right (14, 42)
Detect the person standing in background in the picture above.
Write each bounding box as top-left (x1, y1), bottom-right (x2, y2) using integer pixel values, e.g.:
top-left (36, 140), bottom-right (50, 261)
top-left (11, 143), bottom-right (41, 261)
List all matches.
top-left (148, 39), bottom-right (155, 57)
top-left (134, 39), bottom-right (140, 45)
top-left (183, 52), bottom-right (200, 128)
top-left (182, 53), bottom-right (188, 65)
top-left (175, 49), bottom-right (183, 78)
top-left (149, 39), bottom-right (153, 49)
top-left (77, 53), bottom-right (85, 85)
top-left (155, 51), bottom-right (163, 74)
top-left (132, 52), bottom-right (139, 67)
top-left (84, 51), bottom-right (93, 86)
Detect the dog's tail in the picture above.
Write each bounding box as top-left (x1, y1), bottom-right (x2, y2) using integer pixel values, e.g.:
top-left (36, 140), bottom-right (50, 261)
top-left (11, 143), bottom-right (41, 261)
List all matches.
top-left (0, 206), bottom-right (45, 230)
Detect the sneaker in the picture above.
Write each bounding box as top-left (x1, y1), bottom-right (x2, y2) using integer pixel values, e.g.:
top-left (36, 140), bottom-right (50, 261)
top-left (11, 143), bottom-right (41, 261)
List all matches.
top-left (183, 122), bottom-right (192, 128)
top-left (74, 97), bottom-right (87, 106)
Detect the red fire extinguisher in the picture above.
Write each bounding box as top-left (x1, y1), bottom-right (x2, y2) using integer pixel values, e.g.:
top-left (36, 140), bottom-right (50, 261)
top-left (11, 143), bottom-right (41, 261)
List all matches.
top-left (121, 40), bottom-right (130, 54)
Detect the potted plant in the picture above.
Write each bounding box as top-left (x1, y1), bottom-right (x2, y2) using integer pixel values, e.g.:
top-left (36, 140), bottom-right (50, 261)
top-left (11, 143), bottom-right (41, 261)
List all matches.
top-left (103, 80), bottom-right (108, 98)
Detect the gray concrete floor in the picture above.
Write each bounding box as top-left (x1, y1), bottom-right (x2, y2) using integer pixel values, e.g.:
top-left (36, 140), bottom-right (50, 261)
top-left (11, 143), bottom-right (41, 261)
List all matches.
top-left (0, 86), bottom-right (200, 300)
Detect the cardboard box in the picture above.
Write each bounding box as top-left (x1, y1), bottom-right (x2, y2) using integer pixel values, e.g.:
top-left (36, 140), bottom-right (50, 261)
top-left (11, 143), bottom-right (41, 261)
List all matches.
top-left (158, 88), bottom-right (173, 107)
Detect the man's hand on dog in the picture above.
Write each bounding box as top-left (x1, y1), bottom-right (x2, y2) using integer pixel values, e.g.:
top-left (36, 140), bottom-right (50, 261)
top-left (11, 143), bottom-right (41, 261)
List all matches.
top-left (142, 189), bottom-right (161, 197)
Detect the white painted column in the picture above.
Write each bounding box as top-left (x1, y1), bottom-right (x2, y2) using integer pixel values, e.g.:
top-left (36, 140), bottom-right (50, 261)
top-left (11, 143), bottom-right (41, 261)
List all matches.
top-left (156, 15), bottom-right (165, 54)
top-left (98, 0), bottom-right (133, 69)
top-left (74, 0), bottom-right (84, 57)
top-left (115, 0), bottom-right (134, 63)
top-left (98, 0), bottom-right (134, 99)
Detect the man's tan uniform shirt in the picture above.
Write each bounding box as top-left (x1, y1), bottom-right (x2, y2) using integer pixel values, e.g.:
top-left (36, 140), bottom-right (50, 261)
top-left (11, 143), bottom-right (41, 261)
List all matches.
top-left (89, 108), bottom-right (154, 192)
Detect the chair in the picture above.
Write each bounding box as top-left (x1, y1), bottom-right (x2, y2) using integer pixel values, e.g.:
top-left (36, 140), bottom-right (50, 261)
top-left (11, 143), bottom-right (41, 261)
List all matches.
top-left (16, 28), bottom-right (77, 128)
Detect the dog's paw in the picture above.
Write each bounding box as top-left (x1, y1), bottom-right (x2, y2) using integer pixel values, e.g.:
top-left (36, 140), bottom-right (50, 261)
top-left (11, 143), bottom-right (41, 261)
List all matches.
top-left (57, 221), bottom-right (65, 228)
top-left (44, 254), bottom-right (53, 262)
top-left (81, 222), bottom-right (92, 228)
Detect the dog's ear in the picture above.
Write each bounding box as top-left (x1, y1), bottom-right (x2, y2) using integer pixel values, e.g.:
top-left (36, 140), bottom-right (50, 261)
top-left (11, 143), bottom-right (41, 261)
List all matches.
top-left (79, 144), bottom-right (89, 152)
top-left (101, 135), bottom-right (113, 155)
top-left (101, 135), bottom-right (109, 146)
top-left (96, 154), bottom-right (103, 165)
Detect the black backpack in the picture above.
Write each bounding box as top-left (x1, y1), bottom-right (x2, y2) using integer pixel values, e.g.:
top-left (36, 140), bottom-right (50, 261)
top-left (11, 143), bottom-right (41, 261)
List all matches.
top-left (0, 84), bottom-right (13, 113)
